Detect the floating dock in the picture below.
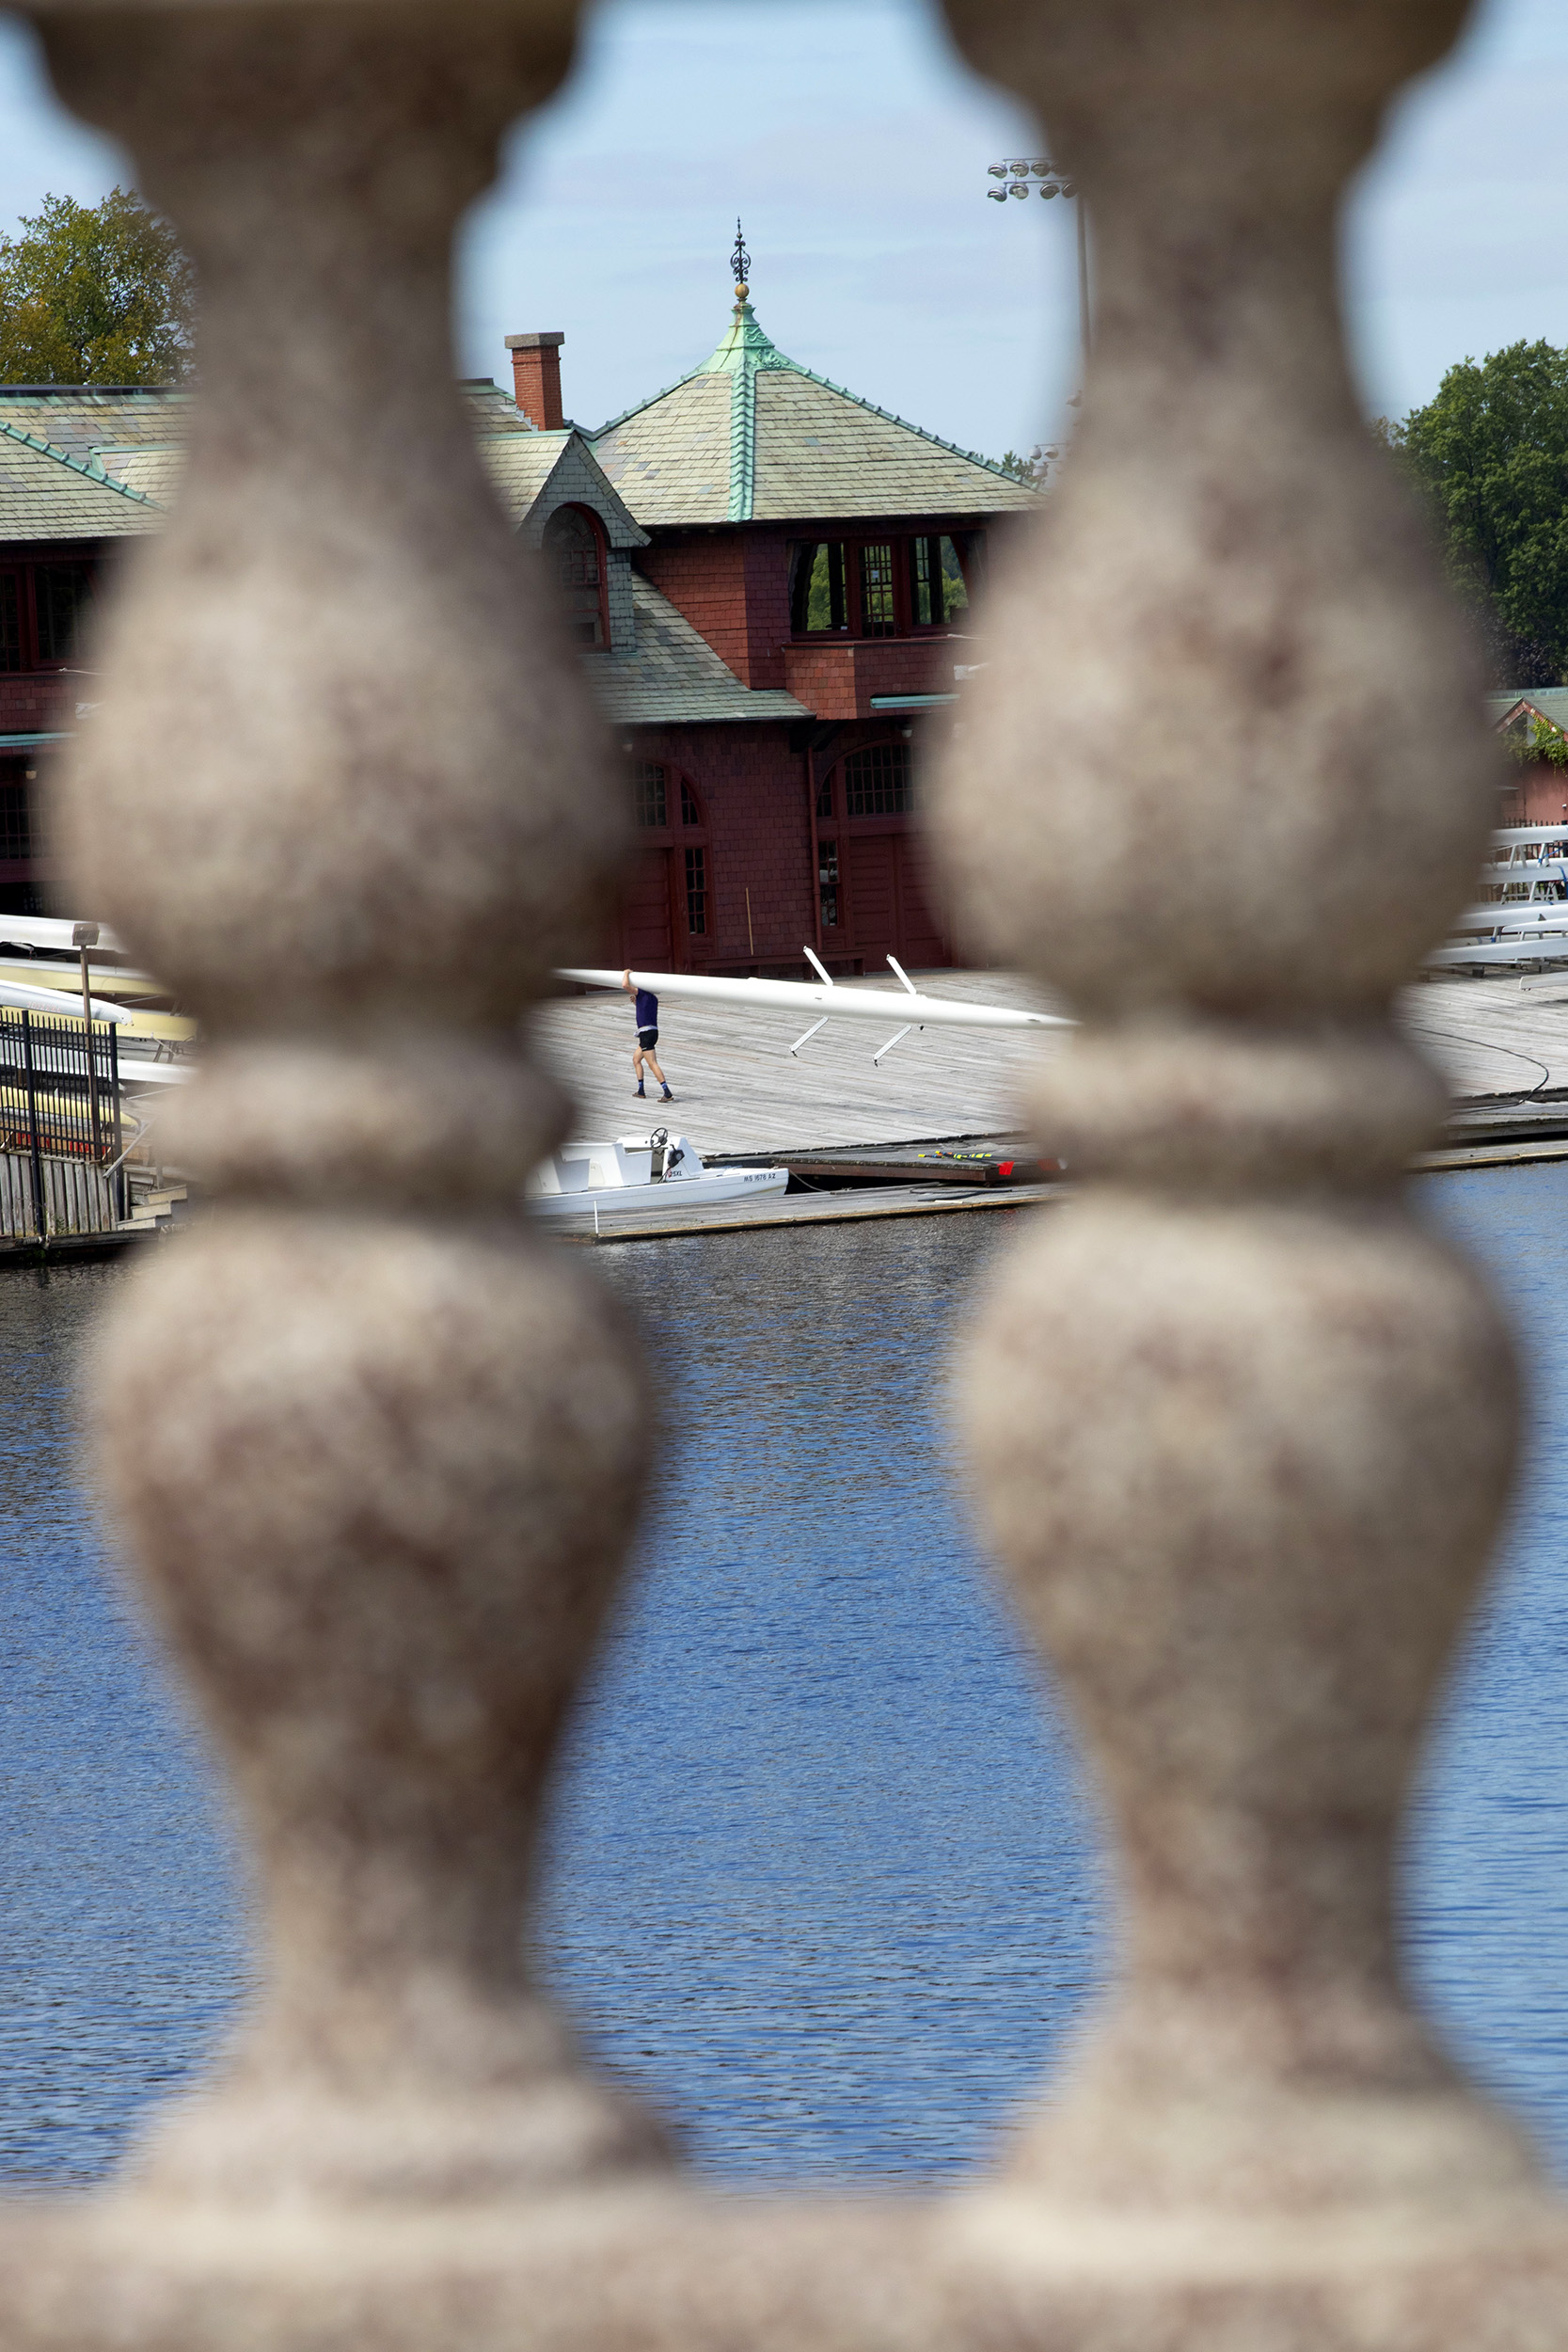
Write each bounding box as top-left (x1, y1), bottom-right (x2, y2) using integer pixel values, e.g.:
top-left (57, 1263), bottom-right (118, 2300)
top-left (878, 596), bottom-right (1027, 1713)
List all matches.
top-left (549, 1175), bottom-right (1061, 1247)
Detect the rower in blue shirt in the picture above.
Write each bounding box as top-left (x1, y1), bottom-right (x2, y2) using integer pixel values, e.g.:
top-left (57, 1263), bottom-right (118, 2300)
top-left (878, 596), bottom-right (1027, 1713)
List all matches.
top-left (623, 968), bottom-right (674, 1102)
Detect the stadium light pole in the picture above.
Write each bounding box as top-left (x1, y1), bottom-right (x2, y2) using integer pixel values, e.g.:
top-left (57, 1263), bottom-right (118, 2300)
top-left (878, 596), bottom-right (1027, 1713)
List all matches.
top-left (987, 158), bottom-right (1090, 364)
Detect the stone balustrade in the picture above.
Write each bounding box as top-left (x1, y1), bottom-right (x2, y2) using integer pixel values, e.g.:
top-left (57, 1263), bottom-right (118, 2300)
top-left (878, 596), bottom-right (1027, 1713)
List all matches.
top-left (0, 0), bottom-right (1564, 2345)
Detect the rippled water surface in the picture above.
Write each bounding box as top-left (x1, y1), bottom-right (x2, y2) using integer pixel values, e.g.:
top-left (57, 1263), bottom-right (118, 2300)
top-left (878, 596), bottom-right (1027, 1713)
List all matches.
top-left (2, 1174), bottom-right (1567, 2187)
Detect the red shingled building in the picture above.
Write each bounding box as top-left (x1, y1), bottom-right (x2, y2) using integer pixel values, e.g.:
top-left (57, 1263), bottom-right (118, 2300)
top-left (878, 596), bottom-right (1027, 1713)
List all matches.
top-left (560, 279), bottom-right (1037, 974)
top-left (0, 283), bottom-right (1037, 976)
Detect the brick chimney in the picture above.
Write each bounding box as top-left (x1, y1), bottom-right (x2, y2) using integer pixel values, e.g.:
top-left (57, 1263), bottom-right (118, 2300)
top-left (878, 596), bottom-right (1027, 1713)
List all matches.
top-left (505, 331), bottom-right (564, 431)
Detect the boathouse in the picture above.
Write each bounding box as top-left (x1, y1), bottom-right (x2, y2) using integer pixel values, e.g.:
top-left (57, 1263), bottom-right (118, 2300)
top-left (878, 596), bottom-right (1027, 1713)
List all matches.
top-left (576, 274), bottom-right (1038, 974)
top-left (0, 272), bottom-right (1037, 972)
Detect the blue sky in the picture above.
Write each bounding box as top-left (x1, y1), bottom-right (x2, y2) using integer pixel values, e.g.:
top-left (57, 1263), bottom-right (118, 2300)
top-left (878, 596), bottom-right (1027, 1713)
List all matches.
top-left (0, 0), bottom-right (1562, 461)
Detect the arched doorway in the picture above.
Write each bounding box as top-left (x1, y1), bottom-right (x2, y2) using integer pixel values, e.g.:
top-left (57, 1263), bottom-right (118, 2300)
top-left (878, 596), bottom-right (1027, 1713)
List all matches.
top-left (815, 736), bottom-right (948, 970)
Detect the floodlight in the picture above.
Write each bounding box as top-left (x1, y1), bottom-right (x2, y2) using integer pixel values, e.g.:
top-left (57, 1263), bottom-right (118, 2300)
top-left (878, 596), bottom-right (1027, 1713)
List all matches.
top-left (1008, 183), bottom-right (1029, 198)
top-left (988, 163), bottom-right (1007, 178)
top-left (986, 188), bottom-right (1006, 201)
top-left (1039, 183), bottom-right (1059, 198)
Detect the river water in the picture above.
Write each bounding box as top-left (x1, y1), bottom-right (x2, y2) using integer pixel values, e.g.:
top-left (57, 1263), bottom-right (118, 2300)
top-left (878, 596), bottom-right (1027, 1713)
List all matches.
top-left (1, 1173), bottom-right (1566, 2189)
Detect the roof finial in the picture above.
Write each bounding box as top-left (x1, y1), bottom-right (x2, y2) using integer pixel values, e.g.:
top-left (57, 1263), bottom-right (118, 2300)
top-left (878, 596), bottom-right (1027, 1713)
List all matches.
top-left (731, 217), bottom-right (751, 303)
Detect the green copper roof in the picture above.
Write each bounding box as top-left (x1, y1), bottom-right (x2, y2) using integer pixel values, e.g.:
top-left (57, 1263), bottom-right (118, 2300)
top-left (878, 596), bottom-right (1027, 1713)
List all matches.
top-left (695, 297), bottom-right (782, 523)
top-left (592, 296), bottom-right (1037, 531)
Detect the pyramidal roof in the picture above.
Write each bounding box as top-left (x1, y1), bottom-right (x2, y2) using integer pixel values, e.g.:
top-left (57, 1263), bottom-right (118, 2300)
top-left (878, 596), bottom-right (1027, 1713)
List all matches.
top-left (590, 295), bottom-right (1038, 530)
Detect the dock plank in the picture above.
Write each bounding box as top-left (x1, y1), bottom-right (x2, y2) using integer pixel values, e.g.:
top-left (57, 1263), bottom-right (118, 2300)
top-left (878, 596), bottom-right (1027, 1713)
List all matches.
top-left (535, 970), bottom-right (1568, 1161)
top-left (531, 970), bottom-right (1063, 1159)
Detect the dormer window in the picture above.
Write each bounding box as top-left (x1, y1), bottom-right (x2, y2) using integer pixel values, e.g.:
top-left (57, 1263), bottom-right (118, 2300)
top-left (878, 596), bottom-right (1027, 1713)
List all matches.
top-left (544, 504), bottom-right (609, 647)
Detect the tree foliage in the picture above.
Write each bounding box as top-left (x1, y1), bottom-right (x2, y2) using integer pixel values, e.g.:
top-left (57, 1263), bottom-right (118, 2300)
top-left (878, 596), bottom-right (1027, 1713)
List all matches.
top-left (998, 445), bottom-right (1050, 487)
top-left (0, 188), bottom-right (195, 387)
top-left (1391, 341), bottom-right (1568, 687)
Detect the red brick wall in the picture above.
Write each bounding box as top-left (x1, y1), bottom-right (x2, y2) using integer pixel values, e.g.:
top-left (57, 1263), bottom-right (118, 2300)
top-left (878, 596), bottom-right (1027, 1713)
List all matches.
top-left (638, 526), bottom-right (977, 704)
top-left (626, 721), bottom-right (814, 972)
top-left (781, 637), bottom-right (954, 720)
top-left (604, 718), bottom-right (957, 977)
top-left (0, 674), bottom-right (72, 734)
top-left (636, 537), bottom-right (756, 682)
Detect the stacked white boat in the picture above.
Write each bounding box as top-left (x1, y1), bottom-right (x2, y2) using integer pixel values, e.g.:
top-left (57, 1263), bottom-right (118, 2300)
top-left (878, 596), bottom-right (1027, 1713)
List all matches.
top-left (1427, 827), bottom-right (1568, 972)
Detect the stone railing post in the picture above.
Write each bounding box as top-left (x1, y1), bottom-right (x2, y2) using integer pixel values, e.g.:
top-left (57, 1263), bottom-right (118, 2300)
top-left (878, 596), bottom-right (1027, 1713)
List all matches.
top-left (935, 0), bottom-right (1549, 2248)
top-left (24, 0), bottom-right (668, 2207)
top-left (3, 1), bottom-right (1568, 2346)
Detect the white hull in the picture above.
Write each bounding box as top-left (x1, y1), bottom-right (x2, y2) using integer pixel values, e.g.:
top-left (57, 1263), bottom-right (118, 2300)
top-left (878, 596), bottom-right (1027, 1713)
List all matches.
top-left (526, 1131), bottom-right (787, 1220)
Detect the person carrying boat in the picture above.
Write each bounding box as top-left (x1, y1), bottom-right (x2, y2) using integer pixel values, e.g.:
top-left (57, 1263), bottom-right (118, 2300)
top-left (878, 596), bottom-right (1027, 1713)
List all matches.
top-left (623, 968), bottom-right (674, 1102)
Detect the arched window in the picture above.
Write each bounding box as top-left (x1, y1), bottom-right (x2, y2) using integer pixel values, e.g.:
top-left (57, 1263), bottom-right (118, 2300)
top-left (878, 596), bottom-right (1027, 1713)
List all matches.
top-left (842, 740), bottom-right (911, 816)
top-left (542, 505), bottom-right (609, 648)
top-left (633, 761), bottom-right (669, 829)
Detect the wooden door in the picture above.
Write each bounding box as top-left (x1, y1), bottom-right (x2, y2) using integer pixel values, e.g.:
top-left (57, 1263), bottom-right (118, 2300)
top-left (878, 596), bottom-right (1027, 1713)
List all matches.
top-left (846, 834), bottom-right (895, 962)
top-left (894, 835), bottom-right (948, 969)
top-left (845, 832), bottom-right (950, 971)
top-left (617, 848), bottom-right (674, 967)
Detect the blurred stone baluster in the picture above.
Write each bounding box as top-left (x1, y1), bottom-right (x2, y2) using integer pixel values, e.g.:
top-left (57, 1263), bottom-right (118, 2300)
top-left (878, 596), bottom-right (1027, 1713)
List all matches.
top-left (27, 0), bottom-right (668, 2204)
top-left (938, 0), bottom-right (1555, 2261)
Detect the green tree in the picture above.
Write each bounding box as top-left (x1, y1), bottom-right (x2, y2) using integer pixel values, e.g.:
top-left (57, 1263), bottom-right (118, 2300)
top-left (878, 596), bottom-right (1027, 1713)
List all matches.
top-left (998, 445), bottom-right (1050, 486)
top-left (1391, 341), bottom-right (1568, 687)
top-left (0, 188), bottom-right (195, 387)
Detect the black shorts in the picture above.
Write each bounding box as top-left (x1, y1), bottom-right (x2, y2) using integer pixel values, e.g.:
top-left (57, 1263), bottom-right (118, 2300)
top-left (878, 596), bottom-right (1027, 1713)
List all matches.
top-left (637, 1027), bottom-right (658, 1049)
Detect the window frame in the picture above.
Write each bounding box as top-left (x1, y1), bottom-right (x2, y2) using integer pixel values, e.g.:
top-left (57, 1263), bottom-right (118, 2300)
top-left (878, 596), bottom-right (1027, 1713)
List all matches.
top-left (788, 532), bottom-right (983, 643)
top-left (0, 556), bottom-right (99, 674)
top-left (632, 759), bottom-right (670, 833)
top-left (841, 739), bottom-right (913, 819)
top-left (0, 757), bottom-right (32, 861)
top-left (543, 502), bottom-right (610, 651)
top-left (626, 758), bottom-right (712, 957)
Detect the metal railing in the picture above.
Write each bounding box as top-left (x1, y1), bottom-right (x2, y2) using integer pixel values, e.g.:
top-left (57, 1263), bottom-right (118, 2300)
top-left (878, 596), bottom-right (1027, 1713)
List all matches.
top-left (0, 1004), bottom-right (124, 1238)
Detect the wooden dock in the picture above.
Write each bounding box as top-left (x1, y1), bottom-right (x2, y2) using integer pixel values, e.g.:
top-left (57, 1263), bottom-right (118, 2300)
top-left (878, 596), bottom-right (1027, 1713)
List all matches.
top-left (546, 1177), bottom-right (1062, 1246)
top-left (534, 968), bottom-right (1568, 1166)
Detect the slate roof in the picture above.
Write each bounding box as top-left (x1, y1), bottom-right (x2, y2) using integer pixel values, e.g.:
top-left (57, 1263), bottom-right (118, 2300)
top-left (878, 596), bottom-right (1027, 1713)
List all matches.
top-left (95, 445), bottom-right (184, 503)
top-left (1490, 689), bottom-right (1568, 735)
top-left (590, 296), bottom-right (1039, 529)
top-left (0, 378), bottom-right (547, 543)
top-left (592, 574), bottom-right (808, 726)
top-left (478, 427), bottom-right (647, 547)
top-left (0, 378), bottom-right (784, 726)
top-left (0, 383), bottom-right (186, 459)
top-left (0, 417), bottom-right (164, 539)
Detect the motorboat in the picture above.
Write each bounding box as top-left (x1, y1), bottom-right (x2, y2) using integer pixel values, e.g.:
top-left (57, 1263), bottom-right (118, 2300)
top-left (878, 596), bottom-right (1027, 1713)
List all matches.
top-left (525, 1128), bottom-right (788, 1220)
